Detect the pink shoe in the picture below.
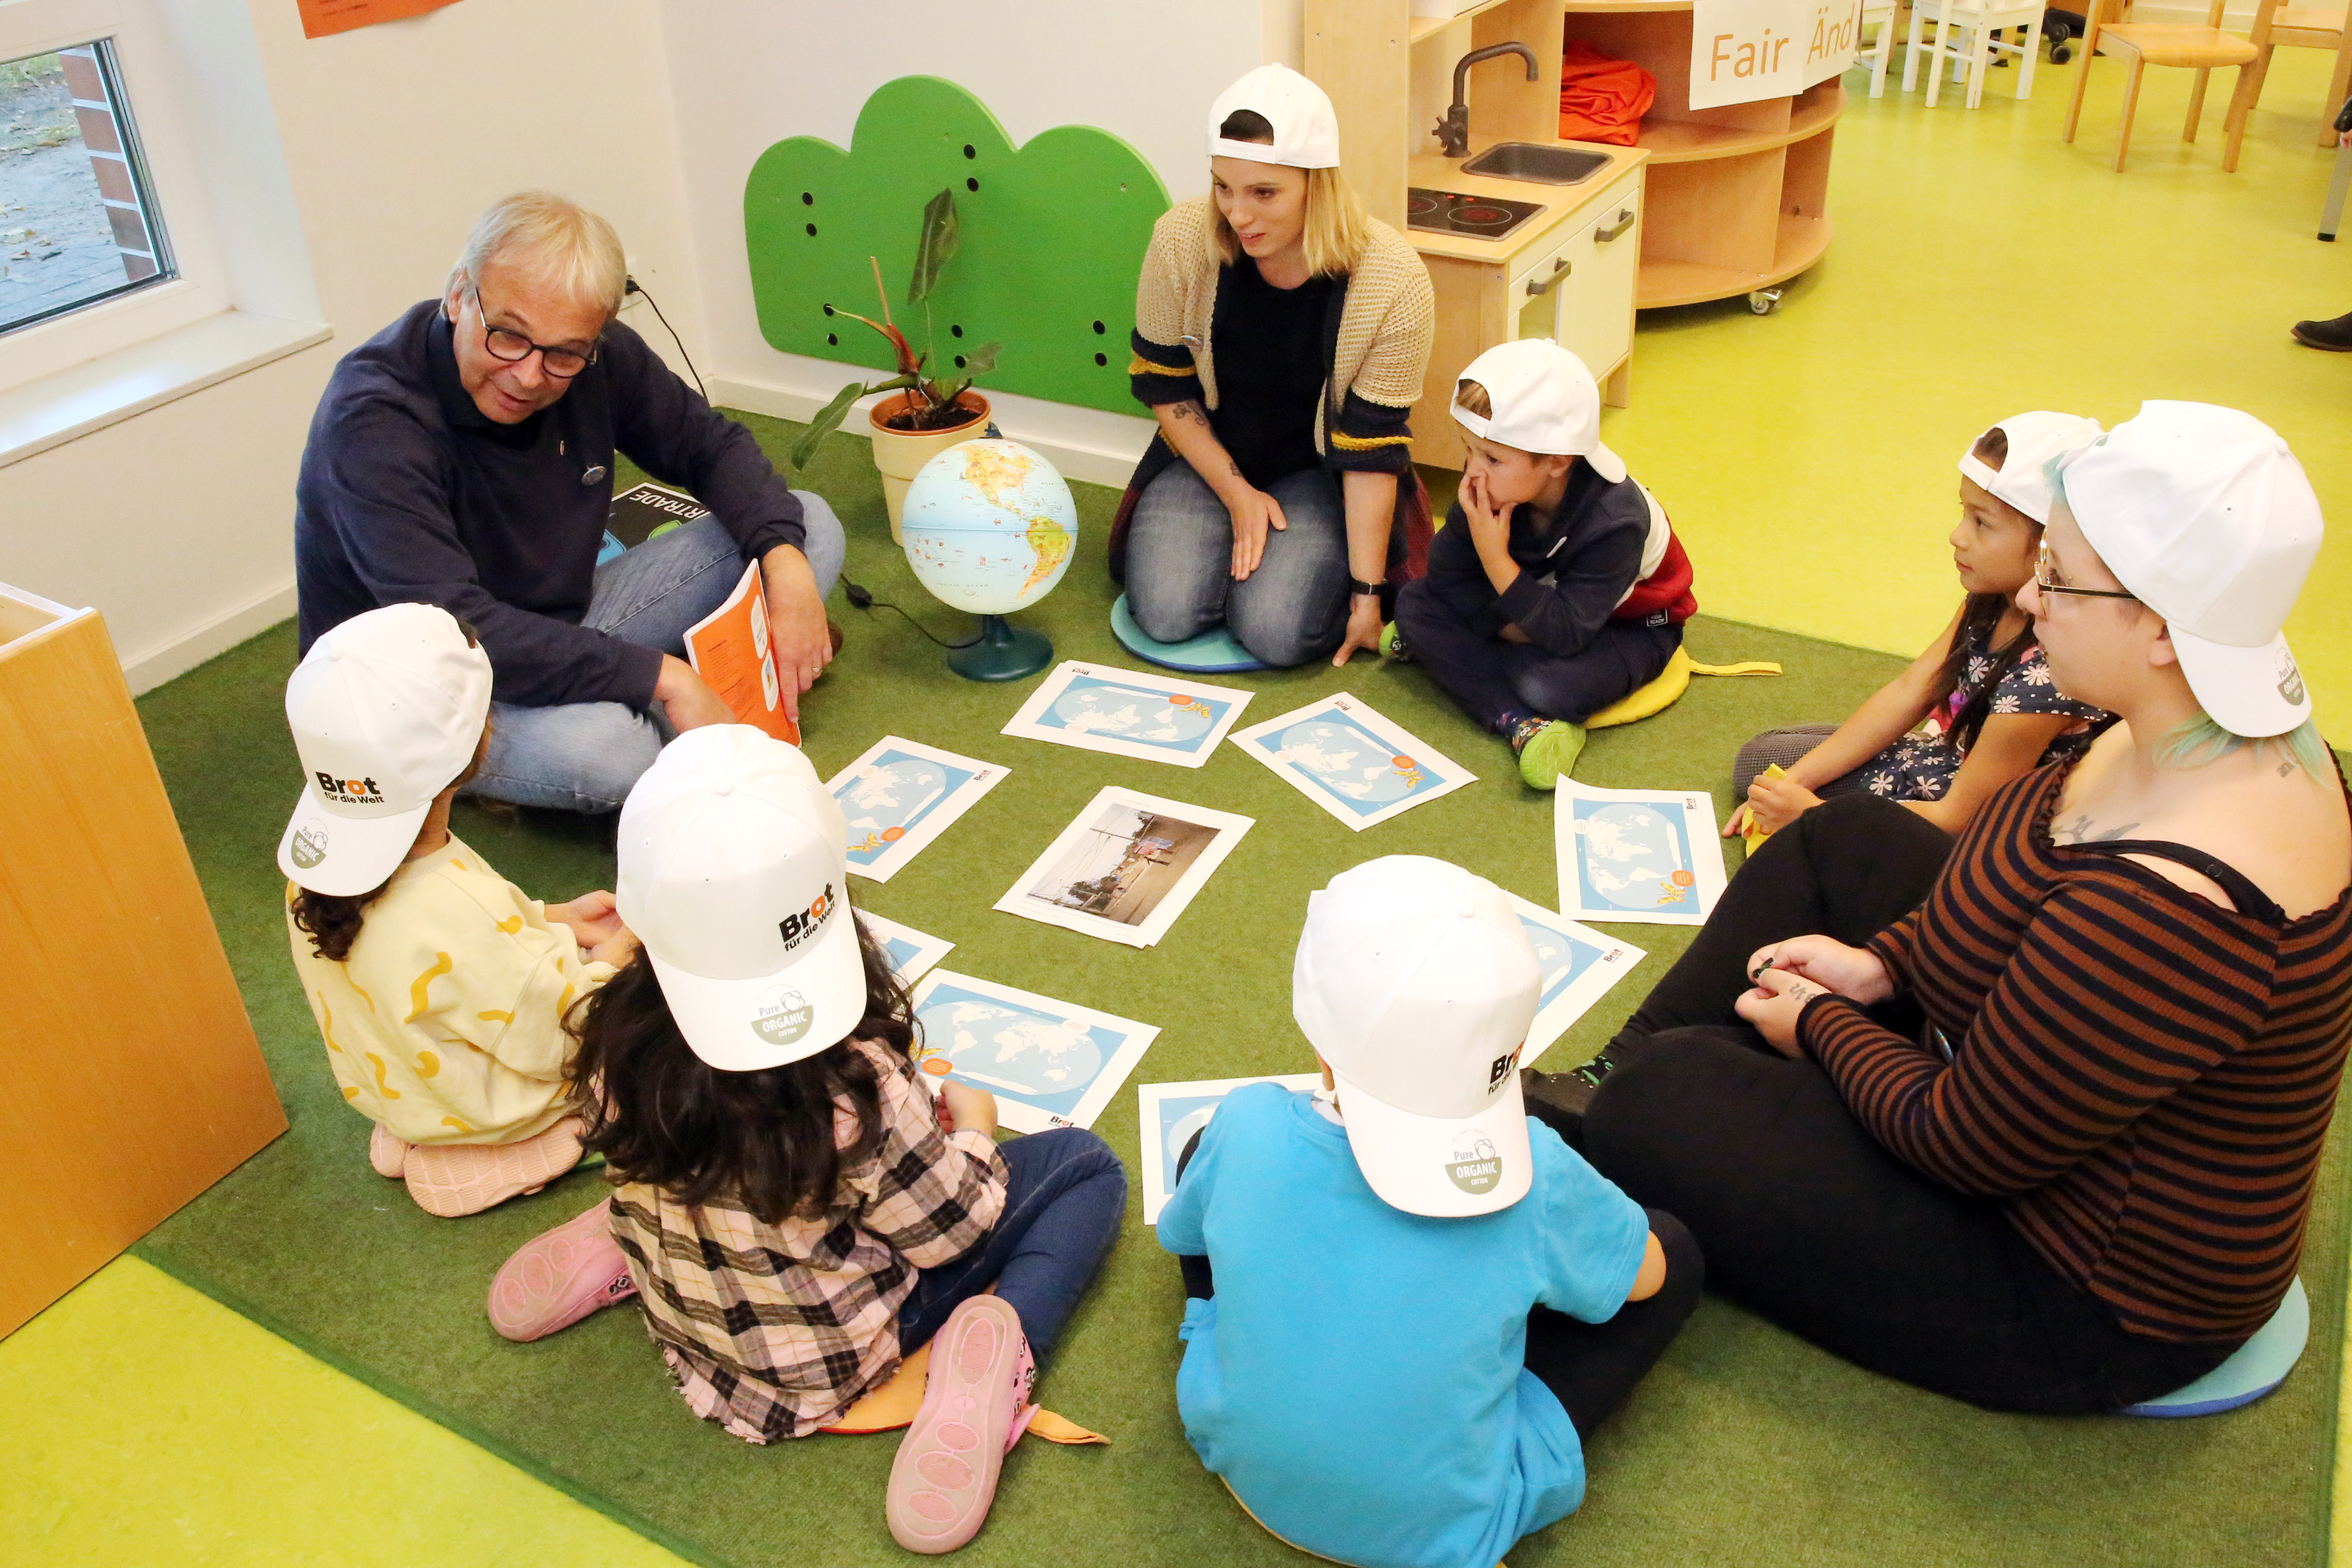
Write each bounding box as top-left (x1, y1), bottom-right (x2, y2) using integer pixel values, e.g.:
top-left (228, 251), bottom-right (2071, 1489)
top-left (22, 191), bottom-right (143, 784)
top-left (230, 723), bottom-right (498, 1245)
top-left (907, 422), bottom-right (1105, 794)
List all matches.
top-left (486, 1201), bottom-right (637, 1342)
top-left (368, 1124), bottom-right (411, 1179)
top-left (886, 1296), bottom-right (1037, 1554)
top-left (406, 1118), bottom-right (584, 1218)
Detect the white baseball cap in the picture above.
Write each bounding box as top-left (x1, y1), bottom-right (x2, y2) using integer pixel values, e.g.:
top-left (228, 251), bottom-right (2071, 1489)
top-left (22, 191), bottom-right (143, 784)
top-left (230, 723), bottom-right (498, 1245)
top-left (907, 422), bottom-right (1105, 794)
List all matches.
top-left (1293, 857), bottom-right (1543, 1218)
top-left (2058, 401), bottom-right (2322, 739)
top-left (278, 603), bottom-right (493, 896)
top-left (1208, 64), bottom-right (1342, 169)
top-left (616, 725), bottom-right (866, 1072)
top-left (1450, 338), bottom-right (1628, 482)
top-left (1956, 410), bottom-right (2103, 525)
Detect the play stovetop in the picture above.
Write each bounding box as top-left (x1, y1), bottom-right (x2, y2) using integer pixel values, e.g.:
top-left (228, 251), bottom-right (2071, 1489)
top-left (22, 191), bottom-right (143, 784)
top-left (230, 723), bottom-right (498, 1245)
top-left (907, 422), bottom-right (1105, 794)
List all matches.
top-left (1405, 186), bottom-right (1544, 241)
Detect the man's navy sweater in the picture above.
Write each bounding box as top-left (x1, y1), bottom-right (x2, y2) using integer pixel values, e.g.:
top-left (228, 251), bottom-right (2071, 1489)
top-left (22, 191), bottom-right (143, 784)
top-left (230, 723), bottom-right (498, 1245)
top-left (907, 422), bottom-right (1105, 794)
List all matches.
top-left (294, 299), bottom-right (806, 709)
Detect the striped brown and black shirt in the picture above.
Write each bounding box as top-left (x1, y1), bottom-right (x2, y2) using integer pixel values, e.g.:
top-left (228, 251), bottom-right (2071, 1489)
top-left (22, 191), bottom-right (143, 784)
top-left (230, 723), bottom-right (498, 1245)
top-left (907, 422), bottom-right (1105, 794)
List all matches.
top-left (1801, 763), bottom-right (2352, 1343)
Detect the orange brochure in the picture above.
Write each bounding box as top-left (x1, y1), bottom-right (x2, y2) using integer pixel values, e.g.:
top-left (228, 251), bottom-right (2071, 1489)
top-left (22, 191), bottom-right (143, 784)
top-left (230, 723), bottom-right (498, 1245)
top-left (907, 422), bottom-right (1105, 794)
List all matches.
top-left (684, 561), bottom-right (801, 746)
top-left (297, 0), bottom-right (463, 39)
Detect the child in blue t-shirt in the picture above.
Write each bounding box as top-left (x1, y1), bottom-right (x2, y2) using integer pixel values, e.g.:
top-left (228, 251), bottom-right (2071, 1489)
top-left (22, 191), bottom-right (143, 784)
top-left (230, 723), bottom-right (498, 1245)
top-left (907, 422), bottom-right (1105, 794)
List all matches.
top-left (1158, 856), bottom-right (1702, 1568)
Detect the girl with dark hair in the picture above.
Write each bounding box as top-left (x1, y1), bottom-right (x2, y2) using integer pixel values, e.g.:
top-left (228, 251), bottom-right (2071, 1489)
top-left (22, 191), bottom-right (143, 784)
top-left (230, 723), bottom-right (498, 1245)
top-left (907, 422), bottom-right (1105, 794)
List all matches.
top-left (280, 604), bottom-right (633, 1218)
top-left (487, 727), bottom-right (1126, 1556)
top-left (1725, 412), bottom-right (2114, 843)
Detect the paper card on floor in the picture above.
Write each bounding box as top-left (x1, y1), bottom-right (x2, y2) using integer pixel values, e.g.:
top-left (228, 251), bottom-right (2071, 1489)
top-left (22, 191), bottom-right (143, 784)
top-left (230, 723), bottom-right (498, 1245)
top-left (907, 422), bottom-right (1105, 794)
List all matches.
top-left (858, 913), bottom-right (954, 986)
top-left (993, 785), bottom-right (1253, 948)
top-left (606, 480), bottom-right (710, 548)
top-left (1502, 894), bottom-right (1646, 1069)
top-left (684, 560), bottom-right (800, 746)
top-left (1554, 782), bottom-right (1727, 927)
top-left (909, 970), bottom-right (1160, 1134)
top-left (1226, 693), bottom-right (1477, 831)
top-left (1137, 1075), bottom-right (1322, 1223)
top-left (1000, 662), bottom-right (1253, 767)
top-left (827, 737), bottom-right (1009, 882)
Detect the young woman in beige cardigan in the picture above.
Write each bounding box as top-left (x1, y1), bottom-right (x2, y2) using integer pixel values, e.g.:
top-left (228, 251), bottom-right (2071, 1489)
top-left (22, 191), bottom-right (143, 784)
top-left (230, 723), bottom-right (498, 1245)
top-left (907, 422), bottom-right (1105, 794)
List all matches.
top-left (1110, 65), bottom-right (1436, 669)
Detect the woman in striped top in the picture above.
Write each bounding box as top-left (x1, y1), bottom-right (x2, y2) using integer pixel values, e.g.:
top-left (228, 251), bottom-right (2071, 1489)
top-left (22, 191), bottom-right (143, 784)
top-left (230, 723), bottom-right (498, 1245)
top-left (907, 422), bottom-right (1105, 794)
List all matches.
top-left (1534, 403), bottom-right (2350, 1412)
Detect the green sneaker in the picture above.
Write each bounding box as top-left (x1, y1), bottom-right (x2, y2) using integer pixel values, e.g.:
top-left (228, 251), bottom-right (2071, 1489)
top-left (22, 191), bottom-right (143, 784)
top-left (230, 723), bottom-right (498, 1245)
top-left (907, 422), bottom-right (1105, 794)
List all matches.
top-left (1378, 621), bottom-right (1414, 662)
top-left (1516, 719), bottom-right (1587, 790)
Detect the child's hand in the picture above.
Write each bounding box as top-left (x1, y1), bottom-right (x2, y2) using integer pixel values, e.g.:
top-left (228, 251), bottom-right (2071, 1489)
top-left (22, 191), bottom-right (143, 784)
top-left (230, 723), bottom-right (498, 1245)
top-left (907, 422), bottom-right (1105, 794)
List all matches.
top-left (552, 890), bottom-right (626, 948)
top-left (940, 1081), bottom-right (999, 1139)
top-left (588, 927), bottom-right (640, 967)
top-left (1723, 801), bottom-right (1754, 839)
top-left (1744, 773), bottom-right (1823, 834)
top-left (1460, 468), bottom-right (1514, 558)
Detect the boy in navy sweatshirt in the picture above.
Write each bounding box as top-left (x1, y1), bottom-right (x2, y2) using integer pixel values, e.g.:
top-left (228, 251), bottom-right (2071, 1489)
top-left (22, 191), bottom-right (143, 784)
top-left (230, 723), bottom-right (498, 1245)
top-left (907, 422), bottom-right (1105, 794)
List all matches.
top-left (1389, 340), bottom-right (1695, 788)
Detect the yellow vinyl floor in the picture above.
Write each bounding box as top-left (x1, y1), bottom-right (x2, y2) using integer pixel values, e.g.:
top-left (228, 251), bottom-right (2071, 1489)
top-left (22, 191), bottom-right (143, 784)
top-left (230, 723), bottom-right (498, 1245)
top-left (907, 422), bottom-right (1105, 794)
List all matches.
top-left (7, 42), bottom-right (2352, 1568)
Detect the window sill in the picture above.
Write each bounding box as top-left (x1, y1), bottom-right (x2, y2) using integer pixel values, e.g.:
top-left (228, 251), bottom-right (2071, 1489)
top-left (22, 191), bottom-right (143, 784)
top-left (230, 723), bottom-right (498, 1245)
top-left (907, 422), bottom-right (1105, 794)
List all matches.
top-left (0, 308), bottom-right (331, 469)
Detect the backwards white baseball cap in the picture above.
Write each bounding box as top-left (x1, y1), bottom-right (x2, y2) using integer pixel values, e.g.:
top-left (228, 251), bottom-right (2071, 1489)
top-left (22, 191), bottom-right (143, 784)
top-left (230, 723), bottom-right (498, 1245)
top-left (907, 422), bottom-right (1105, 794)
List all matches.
top-left (1451, 338), bottom-right (1628, 482)
top-left (1208, 64), bottom-right (1342, 169)
top-left (1293, 857), bottom-right (1542, 1218)
top-left (279, 603), bottom-right (493, 897)
top-left (2058, 401), bottom-right (2322, 740)
top-left (617, 725), bottom-right (865, 1072)
top-left (1957, 410), bottom-right (2103, 525)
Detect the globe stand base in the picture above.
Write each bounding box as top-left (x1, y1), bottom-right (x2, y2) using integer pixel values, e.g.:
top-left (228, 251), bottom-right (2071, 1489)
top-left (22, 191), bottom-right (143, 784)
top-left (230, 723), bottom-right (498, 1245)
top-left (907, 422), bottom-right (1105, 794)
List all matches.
top-left (948, 615), bottom-right (1052, 682)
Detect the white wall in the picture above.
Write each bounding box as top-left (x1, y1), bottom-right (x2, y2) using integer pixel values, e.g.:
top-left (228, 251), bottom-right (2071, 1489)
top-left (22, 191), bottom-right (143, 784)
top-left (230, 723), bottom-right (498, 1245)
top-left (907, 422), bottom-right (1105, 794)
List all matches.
top-left (1, 0), bottom-right (705, 691)
top-left (659, 0), bottom-right (1273, 483)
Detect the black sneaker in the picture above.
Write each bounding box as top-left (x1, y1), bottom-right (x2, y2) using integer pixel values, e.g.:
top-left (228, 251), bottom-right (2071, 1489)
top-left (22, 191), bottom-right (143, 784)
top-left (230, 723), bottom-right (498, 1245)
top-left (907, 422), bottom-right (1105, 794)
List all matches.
top-left (2292, 311), bottom-right (2352, 351)
top-left (1521, 1058), bottom-right (1616, 1148)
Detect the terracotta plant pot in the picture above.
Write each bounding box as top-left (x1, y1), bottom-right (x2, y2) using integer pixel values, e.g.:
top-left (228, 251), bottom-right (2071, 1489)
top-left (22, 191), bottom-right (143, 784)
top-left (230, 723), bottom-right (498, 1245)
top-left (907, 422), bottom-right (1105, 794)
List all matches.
top-left (869, 390), bottom-right (990, 541)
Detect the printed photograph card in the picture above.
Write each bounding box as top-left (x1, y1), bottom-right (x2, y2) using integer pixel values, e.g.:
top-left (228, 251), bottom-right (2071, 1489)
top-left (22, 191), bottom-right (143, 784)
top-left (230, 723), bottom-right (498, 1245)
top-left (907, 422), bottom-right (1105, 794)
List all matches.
top-left (909, 970), bottom-right (1161, 1135)
top-left (1502, 894), bottom-right (1646, 1068)
top-left (1136, 1074), bottom-right (1323, 1223)
top-left (1000, 662), bottom-right (1253, 768)
top-left (1226, 693), bottom-right (1477, 831)
top-left (1554, 782), bottom-right (1728, 927)
top-left (826, 737), bottom-right (1009, 883)
top-left (993, 786), bottom-right (1253, 949)
top-left (857, 913), bottom-right (954, 987)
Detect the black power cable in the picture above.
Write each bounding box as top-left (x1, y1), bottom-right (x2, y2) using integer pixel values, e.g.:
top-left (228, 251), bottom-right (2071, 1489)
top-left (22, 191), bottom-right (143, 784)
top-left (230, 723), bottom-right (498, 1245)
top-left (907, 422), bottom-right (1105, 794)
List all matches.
top-left (622, 276), bottom-right (706, 401)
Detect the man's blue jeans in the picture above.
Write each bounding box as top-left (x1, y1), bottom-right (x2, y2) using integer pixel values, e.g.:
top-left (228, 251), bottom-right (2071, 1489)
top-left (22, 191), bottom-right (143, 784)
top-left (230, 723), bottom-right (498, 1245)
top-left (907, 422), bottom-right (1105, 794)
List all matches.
top-left (896, 1127), bottom-right (1128, 1360)
top-left (1123, 463), bottom-right (1348, 668)
top-left (466, 497), bottom-right (845, 813)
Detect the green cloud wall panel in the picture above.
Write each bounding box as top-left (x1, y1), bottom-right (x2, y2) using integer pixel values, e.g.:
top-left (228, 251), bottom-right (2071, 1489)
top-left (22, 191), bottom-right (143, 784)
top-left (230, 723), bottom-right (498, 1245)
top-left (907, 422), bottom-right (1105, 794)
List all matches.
top-left (745, 76), bottom-right (1173, 418)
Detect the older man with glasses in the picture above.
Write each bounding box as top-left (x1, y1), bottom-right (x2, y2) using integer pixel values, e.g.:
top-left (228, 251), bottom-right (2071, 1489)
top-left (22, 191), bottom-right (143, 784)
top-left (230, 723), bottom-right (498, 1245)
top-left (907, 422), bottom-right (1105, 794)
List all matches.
top-left (293, 190), bottom-right (847, 814)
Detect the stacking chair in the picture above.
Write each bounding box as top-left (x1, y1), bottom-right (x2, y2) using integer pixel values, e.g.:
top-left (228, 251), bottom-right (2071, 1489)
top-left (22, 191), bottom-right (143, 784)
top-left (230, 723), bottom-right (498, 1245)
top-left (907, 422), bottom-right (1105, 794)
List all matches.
top-left (2063, 0), bottom-right (2268, 171)
top-left (1906, 0), bottom-right (2047, 107)
top-left (1853, 0), bottom-right (1900, 97)
top-left (2238, 2), bottom-right (2352, 146)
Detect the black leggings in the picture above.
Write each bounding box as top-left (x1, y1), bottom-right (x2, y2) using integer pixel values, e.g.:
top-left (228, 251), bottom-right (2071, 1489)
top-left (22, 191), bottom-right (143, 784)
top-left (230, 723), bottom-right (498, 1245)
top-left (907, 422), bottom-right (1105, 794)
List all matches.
top-left (1173, 1135), bottom-right (1704, 1438)
top-left (1583, 793), bottom-right (2237, 1413)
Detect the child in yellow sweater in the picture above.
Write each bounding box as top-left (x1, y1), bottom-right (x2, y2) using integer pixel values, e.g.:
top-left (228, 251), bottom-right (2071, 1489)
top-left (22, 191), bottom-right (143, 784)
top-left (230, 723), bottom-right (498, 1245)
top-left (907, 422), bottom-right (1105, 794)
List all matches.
top-left (279, 603), bottom-right (636, 1217)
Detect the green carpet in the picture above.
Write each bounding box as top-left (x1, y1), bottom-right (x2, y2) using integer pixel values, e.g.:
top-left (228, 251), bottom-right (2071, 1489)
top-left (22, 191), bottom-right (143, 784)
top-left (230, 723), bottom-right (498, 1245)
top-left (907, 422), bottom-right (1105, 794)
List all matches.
top-left (130, 416), bottom-right (2344, 1568)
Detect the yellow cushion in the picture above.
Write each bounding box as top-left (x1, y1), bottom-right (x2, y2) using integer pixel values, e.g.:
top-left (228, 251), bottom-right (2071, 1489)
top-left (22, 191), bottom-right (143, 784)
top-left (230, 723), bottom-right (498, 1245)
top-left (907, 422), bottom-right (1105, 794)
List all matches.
top-left (1585, 647), bottom-right (1783, 730)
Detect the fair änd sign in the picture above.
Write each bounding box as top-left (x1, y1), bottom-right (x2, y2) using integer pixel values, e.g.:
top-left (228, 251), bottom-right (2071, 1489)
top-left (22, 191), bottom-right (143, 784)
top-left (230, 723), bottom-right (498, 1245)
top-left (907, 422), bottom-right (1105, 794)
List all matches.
top-left (1689, 0), bottom-right (1860, 110)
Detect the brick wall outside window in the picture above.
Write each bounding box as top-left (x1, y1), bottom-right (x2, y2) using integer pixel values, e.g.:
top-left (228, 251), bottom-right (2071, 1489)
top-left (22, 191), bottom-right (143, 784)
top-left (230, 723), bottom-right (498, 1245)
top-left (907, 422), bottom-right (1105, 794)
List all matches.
top-left (58, 45), bottom-right (159, 282)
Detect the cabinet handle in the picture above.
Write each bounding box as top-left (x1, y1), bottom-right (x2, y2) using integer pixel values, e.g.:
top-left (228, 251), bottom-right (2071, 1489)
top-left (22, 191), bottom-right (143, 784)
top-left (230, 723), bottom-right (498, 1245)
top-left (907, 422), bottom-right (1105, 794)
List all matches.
top-left (1596, 209), bottom-right (1636, 243)
top-left (1525, 259), bottom-right (1572, 297)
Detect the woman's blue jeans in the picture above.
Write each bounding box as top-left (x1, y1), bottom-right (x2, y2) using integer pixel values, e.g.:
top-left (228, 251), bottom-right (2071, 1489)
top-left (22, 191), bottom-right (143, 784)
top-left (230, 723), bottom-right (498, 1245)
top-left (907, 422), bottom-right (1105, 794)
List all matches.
top-left (897, 1127), bottom-right (1128, 1360)
top-left (1123, 463), bottom-right (1348, 668)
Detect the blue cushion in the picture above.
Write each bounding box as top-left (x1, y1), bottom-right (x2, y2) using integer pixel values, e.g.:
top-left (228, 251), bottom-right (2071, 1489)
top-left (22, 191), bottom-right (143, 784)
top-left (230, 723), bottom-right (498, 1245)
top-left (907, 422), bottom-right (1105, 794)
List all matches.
top-left (1110, 594), bottom-right (1269, 674)
top-left (2120, 1276), bottom-right (2308, 1417)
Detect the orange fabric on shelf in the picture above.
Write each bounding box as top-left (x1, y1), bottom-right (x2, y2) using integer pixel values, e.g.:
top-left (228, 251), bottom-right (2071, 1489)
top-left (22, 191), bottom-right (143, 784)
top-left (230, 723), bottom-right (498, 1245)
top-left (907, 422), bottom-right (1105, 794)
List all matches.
top-left (1558, 41), bottom-right (1657, 146)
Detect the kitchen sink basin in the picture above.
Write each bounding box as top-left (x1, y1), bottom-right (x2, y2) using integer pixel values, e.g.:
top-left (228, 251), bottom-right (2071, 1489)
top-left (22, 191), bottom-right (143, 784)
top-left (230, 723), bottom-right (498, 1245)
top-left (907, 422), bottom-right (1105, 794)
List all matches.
top-left (1458, 143), bottom-right (1611, 185)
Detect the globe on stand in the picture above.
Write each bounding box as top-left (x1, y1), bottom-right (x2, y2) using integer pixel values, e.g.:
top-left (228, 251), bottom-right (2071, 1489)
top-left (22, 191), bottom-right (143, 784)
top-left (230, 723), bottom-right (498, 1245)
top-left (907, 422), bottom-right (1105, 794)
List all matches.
top-left (900, 438), bottom-right (1079, 682)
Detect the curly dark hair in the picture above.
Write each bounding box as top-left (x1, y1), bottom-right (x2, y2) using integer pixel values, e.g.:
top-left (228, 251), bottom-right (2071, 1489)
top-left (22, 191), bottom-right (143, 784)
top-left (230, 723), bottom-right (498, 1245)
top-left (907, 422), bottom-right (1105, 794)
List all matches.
top-left (566, 915), bottom-right (921, 1225)
top-left (1934, 425), bottom-right (2037, 754)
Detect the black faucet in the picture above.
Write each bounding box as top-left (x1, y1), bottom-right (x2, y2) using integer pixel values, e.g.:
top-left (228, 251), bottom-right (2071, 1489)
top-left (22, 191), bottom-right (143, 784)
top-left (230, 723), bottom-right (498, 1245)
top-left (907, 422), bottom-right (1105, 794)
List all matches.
top-left (1437, 42), bottom-right (1540, 158)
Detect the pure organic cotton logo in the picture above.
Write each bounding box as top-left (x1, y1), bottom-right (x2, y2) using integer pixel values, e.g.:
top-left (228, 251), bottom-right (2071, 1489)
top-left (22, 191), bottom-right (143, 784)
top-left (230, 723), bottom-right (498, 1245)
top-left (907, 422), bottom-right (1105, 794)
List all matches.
top-left (750, 986), bottom-right (814, 1047)
top-left (290, 824), bottom-right (329, 869)
top-left (1446, 1133), bottom-right (1502, 1195)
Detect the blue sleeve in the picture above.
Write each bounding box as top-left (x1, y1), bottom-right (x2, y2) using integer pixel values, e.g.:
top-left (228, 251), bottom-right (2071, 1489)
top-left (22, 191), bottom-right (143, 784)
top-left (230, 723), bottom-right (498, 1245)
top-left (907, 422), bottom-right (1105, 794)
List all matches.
top-left (1156, 1106), bottom-right (1220, 1258)
top-left (1528, 1119), bottom-right (1649, 1324)
top-left (603, 321), bottom-right (808, 563)
top-left (1493, 522), bottom-right (1643, 659)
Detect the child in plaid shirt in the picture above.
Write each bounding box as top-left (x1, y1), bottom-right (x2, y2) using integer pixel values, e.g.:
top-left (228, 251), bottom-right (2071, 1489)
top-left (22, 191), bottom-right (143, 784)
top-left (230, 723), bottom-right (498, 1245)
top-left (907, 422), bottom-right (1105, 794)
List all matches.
top-left (487, 728), bottom-right (1126, 1555)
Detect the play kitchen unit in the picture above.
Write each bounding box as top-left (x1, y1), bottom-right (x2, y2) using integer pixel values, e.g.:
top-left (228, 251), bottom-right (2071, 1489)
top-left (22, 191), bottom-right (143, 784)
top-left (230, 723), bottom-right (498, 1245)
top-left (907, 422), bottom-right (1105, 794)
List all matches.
top-left (1307, 0), bottom-right (1843, 464)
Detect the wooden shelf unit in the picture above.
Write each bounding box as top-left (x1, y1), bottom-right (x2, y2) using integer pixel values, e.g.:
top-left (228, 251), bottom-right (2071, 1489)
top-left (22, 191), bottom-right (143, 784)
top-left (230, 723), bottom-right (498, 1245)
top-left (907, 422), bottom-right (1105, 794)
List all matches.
top-left (1560, 2), bottom-right (1843, 307)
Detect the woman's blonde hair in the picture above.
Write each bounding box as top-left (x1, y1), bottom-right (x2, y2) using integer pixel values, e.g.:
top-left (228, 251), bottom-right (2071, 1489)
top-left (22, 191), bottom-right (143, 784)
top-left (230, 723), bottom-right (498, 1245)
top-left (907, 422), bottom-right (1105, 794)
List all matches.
top-left (1207, 161), bottom-right (1371, 279)
top-left (451, 190), bottom-right (627, 318)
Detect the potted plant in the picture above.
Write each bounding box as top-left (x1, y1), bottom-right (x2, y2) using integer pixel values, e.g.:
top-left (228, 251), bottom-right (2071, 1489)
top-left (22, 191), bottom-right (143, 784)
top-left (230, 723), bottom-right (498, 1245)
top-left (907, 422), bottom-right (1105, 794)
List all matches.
top-left (822, 188), bottom-right (1003, 538)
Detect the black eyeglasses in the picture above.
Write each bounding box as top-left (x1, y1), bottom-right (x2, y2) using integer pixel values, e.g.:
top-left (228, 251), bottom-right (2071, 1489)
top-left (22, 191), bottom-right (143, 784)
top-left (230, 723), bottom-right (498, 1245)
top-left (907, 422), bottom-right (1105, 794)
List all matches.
top-left (2035, 544), bottom-right (2137, 602)
top-left (470, 285), bottom-right (598, 378)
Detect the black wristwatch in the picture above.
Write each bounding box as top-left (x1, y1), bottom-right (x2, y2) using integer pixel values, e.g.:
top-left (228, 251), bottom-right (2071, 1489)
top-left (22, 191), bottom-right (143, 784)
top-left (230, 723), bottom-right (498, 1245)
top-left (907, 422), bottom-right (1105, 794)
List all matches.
top-left (1348, 577), bottom-right (1385, 598)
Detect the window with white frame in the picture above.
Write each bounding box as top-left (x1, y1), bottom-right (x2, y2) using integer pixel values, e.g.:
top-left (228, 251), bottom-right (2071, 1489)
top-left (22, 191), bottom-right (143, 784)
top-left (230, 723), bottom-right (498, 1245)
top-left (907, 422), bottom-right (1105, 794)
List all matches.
top-left (1, 38), bottom-right (174, 334)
